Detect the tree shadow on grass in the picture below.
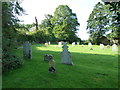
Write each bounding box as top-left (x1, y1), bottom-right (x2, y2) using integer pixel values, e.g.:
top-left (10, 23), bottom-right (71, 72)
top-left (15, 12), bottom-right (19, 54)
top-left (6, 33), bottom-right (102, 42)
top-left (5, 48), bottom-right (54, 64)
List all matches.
top-left (2, 46), bottom-right (118, 88)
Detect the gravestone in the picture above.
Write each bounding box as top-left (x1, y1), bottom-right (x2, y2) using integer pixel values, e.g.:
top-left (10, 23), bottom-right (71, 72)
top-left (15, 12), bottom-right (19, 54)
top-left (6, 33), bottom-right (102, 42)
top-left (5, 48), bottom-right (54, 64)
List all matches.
top-left (72, 42), bottom-right (75, 46)
top-left (58, 42), bottom-right (62, 47)
top-left (23, 41), bottom-right (32, 59)
top-left (112, 44), bottom-right (117, 51)
top-left (88, 42), bottom-right (92, 47)
top-left (100, 44), bottom-right (104, 50)
top-left (45, 43), bottom-right (49, 47)
top-left (48, 41), bottom-right (50, 45)
top-left (44, 54), bottom-right (52, 61)
top-left (106, 45), bottom-right (110, 48)
top-left (81, 44), bottom-right (84, 47)
top-left (77, 42), bottom-right (79, 45)
top-left (61, 42), bottom-right (73, 65)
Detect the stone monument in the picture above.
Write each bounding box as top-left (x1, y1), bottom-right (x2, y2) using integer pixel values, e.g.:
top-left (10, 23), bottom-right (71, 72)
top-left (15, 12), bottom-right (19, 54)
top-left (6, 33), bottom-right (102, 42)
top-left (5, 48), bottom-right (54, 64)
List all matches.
top-left (88, 42), bottom-right (92, 47)
top-left (23, 41), bottom-right (32, 59)
top-left (61, 42), bottom-right (73, 65)
top-left (112, 44), bottom-right (117, 51)
top-left (58, 42), bottom-right (62, 47)
top-left (72, 42), bottom-right (75, 46)
top-left (100, 44), bottom-right (104, 50)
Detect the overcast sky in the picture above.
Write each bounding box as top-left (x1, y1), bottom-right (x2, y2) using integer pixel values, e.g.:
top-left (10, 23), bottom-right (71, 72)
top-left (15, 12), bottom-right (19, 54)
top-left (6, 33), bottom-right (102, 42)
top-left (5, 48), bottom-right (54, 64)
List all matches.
top-left (19, 0), bottom-right (102, 40)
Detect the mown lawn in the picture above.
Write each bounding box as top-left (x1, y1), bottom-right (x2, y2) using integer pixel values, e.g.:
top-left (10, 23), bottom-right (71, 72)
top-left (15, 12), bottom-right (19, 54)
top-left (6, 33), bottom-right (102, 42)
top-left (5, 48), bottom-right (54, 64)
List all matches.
top-left (2, 44), bottom-right (118, 88)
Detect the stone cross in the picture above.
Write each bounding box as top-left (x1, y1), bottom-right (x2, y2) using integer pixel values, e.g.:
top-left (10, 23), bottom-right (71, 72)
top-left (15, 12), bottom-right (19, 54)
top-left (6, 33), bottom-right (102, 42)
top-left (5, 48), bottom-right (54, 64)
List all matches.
top-left (23, 41), bottom-right (32, 59)
top-left (112, 44), bottom-right (117, 51)
top-left (61, 42), bottom-right (73, 65)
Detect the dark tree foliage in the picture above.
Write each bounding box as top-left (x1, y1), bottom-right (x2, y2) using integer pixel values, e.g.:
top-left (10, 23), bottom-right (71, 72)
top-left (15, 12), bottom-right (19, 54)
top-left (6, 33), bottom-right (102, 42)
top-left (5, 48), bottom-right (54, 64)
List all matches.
top-left (2, 1), bottom-right (25, 72)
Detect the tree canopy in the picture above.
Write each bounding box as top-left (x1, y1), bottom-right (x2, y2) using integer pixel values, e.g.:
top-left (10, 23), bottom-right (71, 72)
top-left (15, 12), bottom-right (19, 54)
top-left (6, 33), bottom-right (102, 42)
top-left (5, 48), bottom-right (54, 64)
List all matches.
top-left (87, 2), bottom-right (120, 45)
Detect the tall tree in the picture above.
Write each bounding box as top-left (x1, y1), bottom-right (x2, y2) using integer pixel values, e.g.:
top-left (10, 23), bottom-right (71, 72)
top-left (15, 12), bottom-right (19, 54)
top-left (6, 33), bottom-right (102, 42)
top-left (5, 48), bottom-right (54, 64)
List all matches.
top-left (2, 1), bottom-right (25, 71)
top-left (51, 5), bottom-right (80, 42)
top-left (87, 2), bottom-right (111, 44)
top-left (104, 2), bottom-right (120, 44)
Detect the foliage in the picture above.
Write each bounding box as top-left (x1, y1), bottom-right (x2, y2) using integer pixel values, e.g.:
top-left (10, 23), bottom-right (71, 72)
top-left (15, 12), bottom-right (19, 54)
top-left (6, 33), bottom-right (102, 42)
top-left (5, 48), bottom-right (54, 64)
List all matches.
top-left (87, 2), bottom-right (111, 44)
top-left (104, 2), bottom-right (120, 43)
top-left (2, 1), bottom-right (24, 72)
top-left (51, 5), bottom-right (80, 42)
top-left (87, 2), bottom-right (120, 44)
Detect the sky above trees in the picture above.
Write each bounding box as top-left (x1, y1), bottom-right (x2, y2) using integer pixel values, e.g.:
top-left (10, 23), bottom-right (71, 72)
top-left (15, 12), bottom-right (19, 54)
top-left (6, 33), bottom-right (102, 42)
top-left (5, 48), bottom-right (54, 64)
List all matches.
top-left (19, 0), bottom-right (102, 40)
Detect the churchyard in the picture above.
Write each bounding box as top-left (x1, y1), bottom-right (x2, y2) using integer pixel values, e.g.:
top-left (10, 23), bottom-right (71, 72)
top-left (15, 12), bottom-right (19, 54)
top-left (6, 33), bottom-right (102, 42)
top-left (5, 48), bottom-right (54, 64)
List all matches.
top-left (3, 44), bottom-right (118, 88)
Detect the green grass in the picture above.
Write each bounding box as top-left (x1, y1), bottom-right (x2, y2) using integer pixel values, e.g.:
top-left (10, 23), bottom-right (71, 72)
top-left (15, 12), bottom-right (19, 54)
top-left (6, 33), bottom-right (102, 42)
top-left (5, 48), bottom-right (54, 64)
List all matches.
top-left (2, 44), bottom-right (118, 88)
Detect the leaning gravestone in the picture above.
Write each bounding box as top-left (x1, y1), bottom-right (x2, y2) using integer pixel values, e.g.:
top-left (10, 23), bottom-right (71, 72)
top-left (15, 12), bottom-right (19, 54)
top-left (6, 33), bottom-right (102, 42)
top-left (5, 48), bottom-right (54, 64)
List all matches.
top-left (23, 41), bottom-right (32, 59)
top-left (61, 42), bottom-right (73, 65)
top-left (112, 44), bottom-right (117, 52)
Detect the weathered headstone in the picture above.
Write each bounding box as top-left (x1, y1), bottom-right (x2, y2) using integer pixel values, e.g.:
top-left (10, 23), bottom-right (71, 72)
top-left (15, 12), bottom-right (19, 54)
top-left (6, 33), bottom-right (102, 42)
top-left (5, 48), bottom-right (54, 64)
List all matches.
top-left (77, 42), bottom-right (79, 45)
top-left (61, 42), bottom-right (73, 65)
top-left (88, 42), bottom-right (92, 47)
top-left (23, 41), bottom-right (32, 59)
top-left (48, 55), bottom-right (56, 73)
top-left (58, 42), bottom-right (62, 47)
top-left (72, 42), bottom-right (75, 46)
top-left (106, 45), bottom-right (110, 48)
top-left (112, 44), bottom-right (117, 51)
top-left (81, 44), bottom-right (84, 47)
top-left (48, 41), bottom-right (51, 45)
top-left (100, 44), bottom-right (104, 50)
top-left (45, 43), bottom-right (49, 47)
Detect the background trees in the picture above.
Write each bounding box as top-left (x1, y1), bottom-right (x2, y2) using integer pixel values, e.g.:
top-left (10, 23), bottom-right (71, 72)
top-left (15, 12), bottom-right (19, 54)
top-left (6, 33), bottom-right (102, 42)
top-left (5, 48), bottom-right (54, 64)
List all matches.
top-left (2, 1), bottom-right (25, 71)
top-left (19, 5), bottom-right (80, 43)
top-left (87, 2), bottom-right (120, 45)
top-left (51, 5), bottom-right (80, 42)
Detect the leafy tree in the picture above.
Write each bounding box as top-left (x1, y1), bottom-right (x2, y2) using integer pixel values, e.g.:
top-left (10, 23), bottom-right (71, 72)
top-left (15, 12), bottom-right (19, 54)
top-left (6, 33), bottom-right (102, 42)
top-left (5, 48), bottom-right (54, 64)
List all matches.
top-left (51, 5), bottom-right (80, 42)
top-left (2, 1), bottom-right (25, 71)
top-left (104, 2), bottom-right (120, 44)
top-left (87, 2), bottom-right (120, 44)
top-left (87, 2), bottom-right (111, 44)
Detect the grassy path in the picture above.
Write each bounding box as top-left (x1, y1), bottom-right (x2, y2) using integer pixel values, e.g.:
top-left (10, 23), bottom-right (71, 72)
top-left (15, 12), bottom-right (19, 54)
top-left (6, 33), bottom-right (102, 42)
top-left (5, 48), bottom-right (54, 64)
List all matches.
top-left (3, 45), bottom-right (118, 88)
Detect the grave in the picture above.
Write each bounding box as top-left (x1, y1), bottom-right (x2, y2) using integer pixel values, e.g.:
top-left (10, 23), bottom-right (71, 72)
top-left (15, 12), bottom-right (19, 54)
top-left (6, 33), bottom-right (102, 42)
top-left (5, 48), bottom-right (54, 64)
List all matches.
top-left (72, 42), bottom-right (75, 46)
top-left (61, 42), bottom-right (73, 65)
top-left (58, 42), bottom-right (62, 47)
top-left (112, 44), bottom-right (117, 51)
top-left (45, 43), bottom-right (49, 47)
top-left (23, 41), bottom-right (32, 59)
top-left (88, 42), bottom-right (92, 47)
top-left (106, 45), bottom-right (110, 48)
top-left (77, 42), bottom-right (79, 45)
top-left (48, 41), bottom-right (51, 45)
top-left (100, 44), bottom-right (104, 50)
